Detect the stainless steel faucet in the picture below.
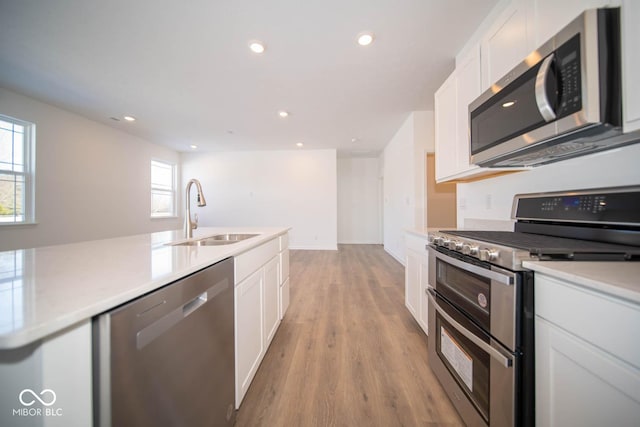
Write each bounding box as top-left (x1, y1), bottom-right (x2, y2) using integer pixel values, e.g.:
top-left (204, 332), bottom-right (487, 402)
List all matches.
top-left (184, 178), bottom-right (207, 239)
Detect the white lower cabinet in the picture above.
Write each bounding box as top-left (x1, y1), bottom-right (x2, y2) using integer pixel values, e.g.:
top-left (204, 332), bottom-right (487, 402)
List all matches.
top-left (535, 273), bottom-right (640, 426)
top-left (405, 232), bottom-right (429, 335)
top-left (279, 236), bottom-right (290, 320)
top-left (0, 321), bottom-right (93, 427)
top-left (234, 233), bottom-right (289, 408)
top-left (235, 268), bottom-right (265, 407)
top-left (263, 255), bottom-right (280, 347)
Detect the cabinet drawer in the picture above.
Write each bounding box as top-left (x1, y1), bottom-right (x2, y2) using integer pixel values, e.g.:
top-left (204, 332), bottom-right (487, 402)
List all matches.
top-left (235, 238), bottom-right (279, 284)
top-left (535, 274), bottom-right (640, 369)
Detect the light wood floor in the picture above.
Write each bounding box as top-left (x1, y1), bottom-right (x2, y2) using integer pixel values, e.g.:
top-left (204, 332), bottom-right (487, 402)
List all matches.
top-left (235, 245), bottom-right (463, 427)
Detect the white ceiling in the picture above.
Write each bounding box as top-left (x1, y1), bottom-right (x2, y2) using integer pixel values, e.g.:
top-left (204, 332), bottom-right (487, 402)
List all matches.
top-left (0, 0), bottom-right (498, 156)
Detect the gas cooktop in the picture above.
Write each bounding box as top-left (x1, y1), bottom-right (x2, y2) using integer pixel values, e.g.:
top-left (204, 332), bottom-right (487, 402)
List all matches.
top-left (428, 186), bottom-right (640, 270)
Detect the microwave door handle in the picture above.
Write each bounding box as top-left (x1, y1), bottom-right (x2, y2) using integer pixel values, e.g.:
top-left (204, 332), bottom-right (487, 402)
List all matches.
top-left (427, 289), bottom-right (513, 368)
top-left (535, 54), bottom-right (557, 122)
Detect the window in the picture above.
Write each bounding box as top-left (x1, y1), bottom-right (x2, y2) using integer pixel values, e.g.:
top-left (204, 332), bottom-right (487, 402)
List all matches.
top-left (151, 160), bottom-right (176, 217)
top-left (0, 115), bottom-right (35, 224)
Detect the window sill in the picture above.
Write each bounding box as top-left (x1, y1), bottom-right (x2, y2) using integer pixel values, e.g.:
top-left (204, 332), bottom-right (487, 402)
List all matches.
top-left (0, 221), bottom-right (38, 227)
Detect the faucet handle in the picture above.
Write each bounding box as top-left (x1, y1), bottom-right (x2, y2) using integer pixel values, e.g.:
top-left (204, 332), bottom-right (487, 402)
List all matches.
top-left (193, 213), bottom-right (199, 229)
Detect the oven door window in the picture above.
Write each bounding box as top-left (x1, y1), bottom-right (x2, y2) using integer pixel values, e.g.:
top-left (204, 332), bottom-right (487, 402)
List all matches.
top-left (435, 295), bottom-right (490, 423)
top-left (436, 257), bottom-right (491, 330)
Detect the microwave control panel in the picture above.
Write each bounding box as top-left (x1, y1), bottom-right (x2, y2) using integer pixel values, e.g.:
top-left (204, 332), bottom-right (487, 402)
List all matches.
top-left (555, 34), bottom-right (582, 118)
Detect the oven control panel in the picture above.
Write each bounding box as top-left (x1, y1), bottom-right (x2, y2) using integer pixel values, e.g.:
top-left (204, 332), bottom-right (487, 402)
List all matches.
top-left (513, 188), bottom-right (640, 225)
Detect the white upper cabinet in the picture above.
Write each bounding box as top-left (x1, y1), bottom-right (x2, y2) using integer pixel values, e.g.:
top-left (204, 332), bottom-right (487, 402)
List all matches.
top-left (530, 0), bottom-right (615, 46)
top-left (435, 44), bottom-right (524, 182)
top-left (481, 0), bottom-right (534, 90)
top-left (434, 71), bottom-right (460, 181)
top-left (455, 46), bottom-right (482, 173)
top-left (434, 45), bottom-right (483, 182)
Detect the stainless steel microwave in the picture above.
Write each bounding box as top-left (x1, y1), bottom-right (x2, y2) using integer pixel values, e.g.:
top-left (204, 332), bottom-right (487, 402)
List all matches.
top-left (469, 8), bottom-right (629, 168)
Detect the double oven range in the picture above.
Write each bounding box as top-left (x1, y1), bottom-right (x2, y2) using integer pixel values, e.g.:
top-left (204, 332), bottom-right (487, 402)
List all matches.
top-left (426, 186), bottom-right (640, 427)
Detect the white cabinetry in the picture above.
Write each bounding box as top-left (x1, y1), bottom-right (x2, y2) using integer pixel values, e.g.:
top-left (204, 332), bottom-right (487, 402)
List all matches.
top-left (0, 321), bottom-right (93, 427)
top-left (279, 233), bottom-right (290, 319)
top-left (529, 0), bottom-right (614, 46)
top-left (405, 232), bottom-right (429, 335)
top-left (481, 0), bottom-right (534, 90)
top-left (535, 273), bottom-right (640, 426)
top-left (434, 46), bottom-right (483, 182)
top-left (263, 256), bottom-right (280, 347)
top-left (235, 268), bottom-right (265, 407)
top-left (434, 72), bottom-right (459, 181)
top-left (234, 234), bottom-right (288, 408)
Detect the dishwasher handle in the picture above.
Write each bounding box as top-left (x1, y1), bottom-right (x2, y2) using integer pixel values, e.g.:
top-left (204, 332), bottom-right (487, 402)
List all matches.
top-left (183, 292), bottom-right (207, 317)
top-left (136, 279), bottom-right (229, 350)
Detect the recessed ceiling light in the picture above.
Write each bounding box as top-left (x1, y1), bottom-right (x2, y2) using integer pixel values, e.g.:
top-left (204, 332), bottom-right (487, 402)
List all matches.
top-left (357, 32), bottom-right (375, 46)
top-left (190, 144), bottom-right (198, 149)
top-left (123, 115), bottom-right (136, 122)
top-left (278, 110), bottom-right (289, 118)
top-left (296, 142), bottom-right (304, 147)
top-left (249, 40), bottom-right (266, 54)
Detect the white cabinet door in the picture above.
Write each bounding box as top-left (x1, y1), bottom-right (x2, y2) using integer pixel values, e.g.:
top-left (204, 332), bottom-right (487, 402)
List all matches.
top-left (280, 277), bottom-right (290, 319)
top-left (536, 317), bottom-right (640, 426)
top-left (481, 0), bottom-right (533, 90)
top-left (279, 248), bottom-right (290, 319)
top-left (405, 248), bottom-right (421, 318)
top-left (264, 255), bottom-right (280, 347)
top-left (530, 0), bottom-right (612, 46)
top-left (405, 233), bottom-right (429, 335)
top-left (535, 273), bottom-right (640, 426)
top-left (418, 259), bottom-right (429, 335)
top-left (455, 45), bottom-right (482, 175)
top-left (235, 268), bottom-right (264, 407)
top-left (434, 71), bottom-right (459, 181)
top-left (622, 0), bottom-right (640, 132)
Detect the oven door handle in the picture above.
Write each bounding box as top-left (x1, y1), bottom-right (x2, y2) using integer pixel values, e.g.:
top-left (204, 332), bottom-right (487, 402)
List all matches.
top-left (433, 249), bottom-right (514, 285)
top-left (427, 289), bottom-right (513, 368)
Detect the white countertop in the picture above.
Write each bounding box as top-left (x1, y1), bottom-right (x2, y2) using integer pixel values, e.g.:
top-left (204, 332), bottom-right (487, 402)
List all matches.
top-left (523, 261), bottom-right (640, 304)
top-left (0, 227), bottom-right (289, 350)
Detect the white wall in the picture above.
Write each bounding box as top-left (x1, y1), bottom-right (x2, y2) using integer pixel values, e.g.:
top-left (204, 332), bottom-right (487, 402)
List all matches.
top-left (181, 149), bottom-right (337, 250)
top-left (382, 111), bottom-right (432, 263)
top-left (457, 144), bottom-right (640, 226)
top-left (337, 157), bottom-right (381, 244)
top-left (0, 88), bottom-right (182, 251)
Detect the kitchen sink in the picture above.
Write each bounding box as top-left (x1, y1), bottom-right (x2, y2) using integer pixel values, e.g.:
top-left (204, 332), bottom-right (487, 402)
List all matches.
top-left (169, 233), bottom-right (260, 246)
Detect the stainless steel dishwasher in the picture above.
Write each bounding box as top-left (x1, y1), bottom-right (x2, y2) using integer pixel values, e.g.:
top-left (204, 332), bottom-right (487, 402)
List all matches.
top-left (93, 257), bottom-right (235, 427)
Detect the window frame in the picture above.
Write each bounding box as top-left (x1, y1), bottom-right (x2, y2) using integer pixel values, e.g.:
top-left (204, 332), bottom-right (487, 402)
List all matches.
top-left (0, 114), bottom-right (36, 226)
top-left (150, 159), bottom-right (177, 218)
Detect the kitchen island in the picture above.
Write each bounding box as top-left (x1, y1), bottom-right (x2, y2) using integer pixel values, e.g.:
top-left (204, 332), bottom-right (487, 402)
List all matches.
top-left (0, 226), bottom-right (290, 426)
